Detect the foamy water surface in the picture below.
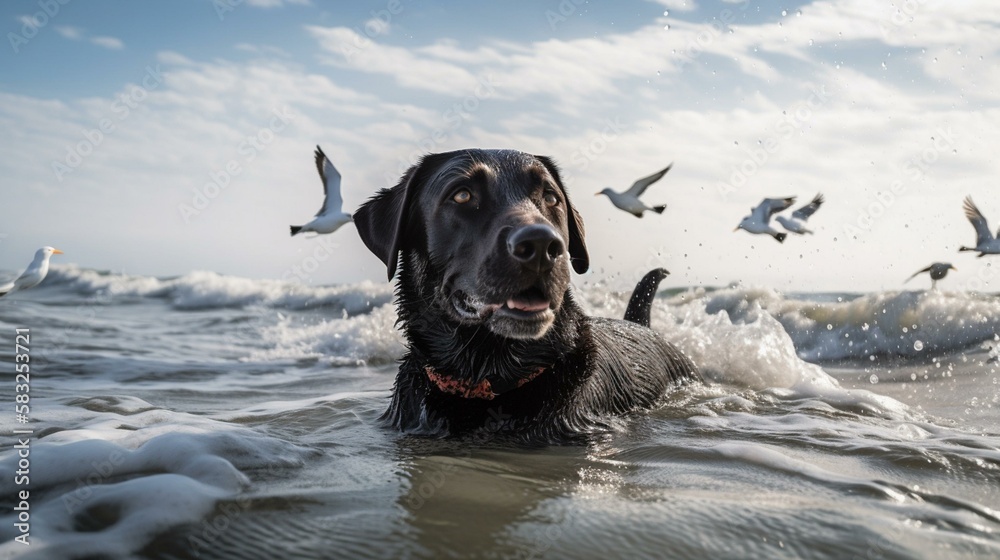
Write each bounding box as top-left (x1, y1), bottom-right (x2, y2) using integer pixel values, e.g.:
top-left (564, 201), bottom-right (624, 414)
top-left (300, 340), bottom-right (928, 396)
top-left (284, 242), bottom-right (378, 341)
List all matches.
top-left (0, 266), bottom-right (998, 559)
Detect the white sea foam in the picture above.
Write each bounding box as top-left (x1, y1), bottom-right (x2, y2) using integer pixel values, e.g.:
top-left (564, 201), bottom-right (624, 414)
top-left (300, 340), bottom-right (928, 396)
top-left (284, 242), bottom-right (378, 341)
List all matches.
top-left (695, 286), bottom-right (1000, 361)
top-left (248, 302), bottom-right (405, 365)
top-left (0, 396), bottom-right (319, 558)
top-left (41, 265), bottom-right (393, 312)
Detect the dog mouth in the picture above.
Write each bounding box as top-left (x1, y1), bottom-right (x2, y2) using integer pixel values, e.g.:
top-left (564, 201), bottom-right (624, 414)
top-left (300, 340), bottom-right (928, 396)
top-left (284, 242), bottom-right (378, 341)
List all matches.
top-left (498, 286), bottom-right (551, 316)
top-left (451, 286), bottom-right (552, 321)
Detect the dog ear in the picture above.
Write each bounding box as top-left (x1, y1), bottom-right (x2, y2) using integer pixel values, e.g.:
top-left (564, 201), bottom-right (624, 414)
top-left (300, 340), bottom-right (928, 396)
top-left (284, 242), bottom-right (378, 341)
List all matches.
top-left (353, 154), bottom-right (447, 280)
top-left (535, 155), bottom-right (589, 274)
top-left (353, 168), bottom-right (416, 281)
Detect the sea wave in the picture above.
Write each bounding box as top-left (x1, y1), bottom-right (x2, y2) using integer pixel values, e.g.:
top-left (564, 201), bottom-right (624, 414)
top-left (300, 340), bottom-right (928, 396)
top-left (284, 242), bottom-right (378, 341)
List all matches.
top-left (42, 265), bottom-right (393, 313)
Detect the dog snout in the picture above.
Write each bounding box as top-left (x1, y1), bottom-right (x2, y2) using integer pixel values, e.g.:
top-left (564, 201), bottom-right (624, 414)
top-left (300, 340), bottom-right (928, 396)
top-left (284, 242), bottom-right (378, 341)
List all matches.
top-left (507, 224), bottom-right (564, 272)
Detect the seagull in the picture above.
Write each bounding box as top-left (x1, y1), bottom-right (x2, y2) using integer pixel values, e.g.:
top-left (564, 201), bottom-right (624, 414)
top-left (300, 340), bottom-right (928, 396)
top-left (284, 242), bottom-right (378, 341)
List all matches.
top-left (734, 197), bottom-right (796, 243)
top-left (958, 196), bottom-right (1000, 256)
top-left (595, 164), bottom-right (672, 218)
top-left (776, 193), bottom-right (825, 235)
top-left (290, 146), bottom-right (352, 236)
top-left (905, 262), bottom-right (955, 290)
top-left (0, 247), bottom-right (63, 298)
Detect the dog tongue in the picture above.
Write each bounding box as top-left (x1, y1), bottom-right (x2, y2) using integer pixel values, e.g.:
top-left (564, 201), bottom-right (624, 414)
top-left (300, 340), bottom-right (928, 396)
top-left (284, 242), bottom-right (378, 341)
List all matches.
top-left (506, 296), bottom-right (549, 312)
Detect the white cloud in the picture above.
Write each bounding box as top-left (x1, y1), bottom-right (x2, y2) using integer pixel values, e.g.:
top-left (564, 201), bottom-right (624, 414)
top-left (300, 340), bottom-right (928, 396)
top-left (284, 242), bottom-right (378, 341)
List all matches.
top-left (234, 43), bottom-right (291, 57)
top-left (4, 1), bottom-right (1000, 291)
top-left (90, 36), bottom-right (125, 50)
top-left (649, 0), bottom-right (699, 12)
top-left (55, 26), bottom-right (83, 39)
top-left (52, 25), bottom-right (125, 50)
top-left (308, 26), bottom-right (484, 95)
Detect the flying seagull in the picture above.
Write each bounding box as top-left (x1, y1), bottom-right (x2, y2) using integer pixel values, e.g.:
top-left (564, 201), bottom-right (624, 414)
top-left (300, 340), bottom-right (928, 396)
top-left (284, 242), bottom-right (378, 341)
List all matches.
top-left (776, 193), bottom-right (825, 235)
top-left (595, 164), bottom-right (672, 218)
top-left (958, 196), bottom-right (1000, 256)
top-left (905, 262), bottom-right (955, 290)
top-left (734, 197), bottom-right (796, 242)
top-left (0, 246), bottom-right (63, 298)
top-left (290, 146), bottom-right (352, 236)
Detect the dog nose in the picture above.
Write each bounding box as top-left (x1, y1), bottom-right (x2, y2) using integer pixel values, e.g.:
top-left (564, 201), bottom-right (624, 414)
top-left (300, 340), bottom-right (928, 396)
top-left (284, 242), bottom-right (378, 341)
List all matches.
top-left (507, 224), bottom-right (564, 272)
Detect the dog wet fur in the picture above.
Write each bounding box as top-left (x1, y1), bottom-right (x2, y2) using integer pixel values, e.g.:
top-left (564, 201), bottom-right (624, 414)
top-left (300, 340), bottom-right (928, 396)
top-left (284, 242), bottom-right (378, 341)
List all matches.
top-left (354, 149), bottom-right (701, 443)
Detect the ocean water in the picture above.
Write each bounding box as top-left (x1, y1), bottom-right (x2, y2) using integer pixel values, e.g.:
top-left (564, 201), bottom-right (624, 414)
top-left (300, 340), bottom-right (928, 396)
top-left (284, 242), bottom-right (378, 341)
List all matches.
top-left (0, 265), bottom-right (998, 559)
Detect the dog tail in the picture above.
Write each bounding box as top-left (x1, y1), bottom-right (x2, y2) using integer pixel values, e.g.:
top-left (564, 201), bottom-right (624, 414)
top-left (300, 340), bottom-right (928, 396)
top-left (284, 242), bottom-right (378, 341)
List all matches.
top-left (652, 205), bottom-right (667, 214)
top-left (624, 268), bottom-right (669, 327)
top-left (290, 225), bottom-right (303, 236)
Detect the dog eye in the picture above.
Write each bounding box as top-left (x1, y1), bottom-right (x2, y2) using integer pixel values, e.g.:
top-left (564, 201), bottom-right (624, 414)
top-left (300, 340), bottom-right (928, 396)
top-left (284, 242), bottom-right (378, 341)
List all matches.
top-left (543, 192), bottom-right (560, 207)
top-left (452, 189), bottom-right (472, 204)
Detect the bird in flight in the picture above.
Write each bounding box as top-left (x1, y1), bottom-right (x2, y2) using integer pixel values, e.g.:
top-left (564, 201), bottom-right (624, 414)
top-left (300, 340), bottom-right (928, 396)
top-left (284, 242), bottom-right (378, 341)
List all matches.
top-left (776, 193), bottom-right (825, 235)
top-left (958, 196), bottom-right (1000, 256)
top-left (734, 197), bottom-right (796, 242)
top-left (595, 164), bottom-right (673, 218)
top-left (905, 262), bottom-right (956, 290)
top-left (290, 146), bottom-right (352, 236)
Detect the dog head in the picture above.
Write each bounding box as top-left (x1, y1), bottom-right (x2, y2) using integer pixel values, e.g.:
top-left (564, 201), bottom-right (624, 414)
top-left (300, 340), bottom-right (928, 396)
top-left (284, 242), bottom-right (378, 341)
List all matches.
top-left (354, 149), bottom-right (589, 340)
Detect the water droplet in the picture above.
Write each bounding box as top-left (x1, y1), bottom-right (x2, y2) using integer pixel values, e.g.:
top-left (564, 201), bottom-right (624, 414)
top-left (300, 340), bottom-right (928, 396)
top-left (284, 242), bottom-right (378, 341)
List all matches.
top-left (664, 24), bottom-right (670, 30)
top-left (914, 340), bottom-right (924, 351)
top-left (869, 374), bottom-right (879, 384)
top-left (910, 373), bottom-right (917, 381)
top-left (781, 9), bottom-right (787, 16)
top-left (663, 10), bottom-right (669, 16)
top-left (826, 324), bottom-right (833, 330)
top-left (808, 39), bottom-right (813, 46)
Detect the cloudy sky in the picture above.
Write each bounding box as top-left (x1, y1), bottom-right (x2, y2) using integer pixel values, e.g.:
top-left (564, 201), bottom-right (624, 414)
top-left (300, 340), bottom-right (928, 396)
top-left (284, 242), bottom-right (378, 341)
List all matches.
top-left (2, 0), bottom-right (999, 292)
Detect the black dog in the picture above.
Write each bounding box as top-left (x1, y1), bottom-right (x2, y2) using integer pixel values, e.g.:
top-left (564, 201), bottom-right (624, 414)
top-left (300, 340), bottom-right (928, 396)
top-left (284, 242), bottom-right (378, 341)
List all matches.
top-left (354, 149), bottom-right (700, 442)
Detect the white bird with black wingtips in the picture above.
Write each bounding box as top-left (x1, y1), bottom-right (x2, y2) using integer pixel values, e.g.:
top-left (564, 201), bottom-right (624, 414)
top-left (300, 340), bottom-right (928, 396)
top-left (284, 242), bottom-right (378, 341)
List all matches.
top-left (958, 196), bottom-right (1000, 256)
top-left (0, 246), bottom-right (63, 298)
top-left (905, 262), bottom-right (956, 290)
top-left (776, 193), bottom-right (824, 235)
top-left (595, 164), bottom-right (672, 218)
top-left (290, 146), bottom-right (352, 236)
top-left (734, 197), bottom-right (796, 243)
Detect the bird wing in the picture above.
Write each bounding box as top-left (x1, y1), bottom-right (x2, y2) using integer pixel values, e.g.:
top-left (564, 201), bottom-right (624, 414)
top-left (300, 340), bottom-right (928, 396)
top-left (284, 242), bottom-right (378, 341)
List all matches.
top-left (963, 196), bottom-right (994, 244)
top-left (752, 197), bottom-right (796, 223)
top-left (792, 193), bottom-right (824, 221)
top-left (624, 164), bottom-right (672, 198)
top-left (314, 146), bottom-right (344, 216)
top-left (904, 265), bottom-right (932, 283)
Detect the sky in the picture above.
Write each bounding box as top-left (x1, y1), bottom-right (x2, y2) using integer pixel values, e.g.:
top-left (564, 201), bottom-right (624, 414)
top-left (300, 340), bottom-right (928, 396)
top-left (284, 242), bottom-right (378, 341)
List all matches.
top-left (1, 0), bottom-right (999, 292)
